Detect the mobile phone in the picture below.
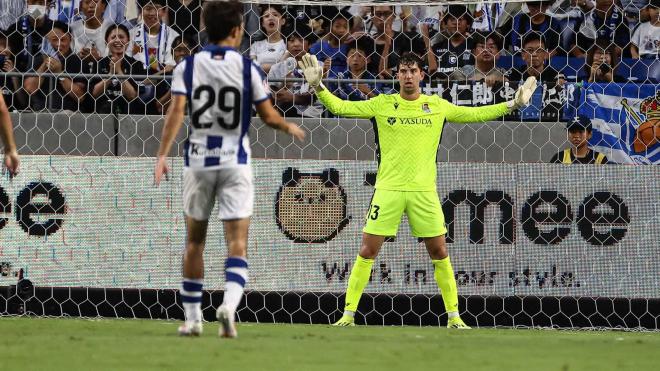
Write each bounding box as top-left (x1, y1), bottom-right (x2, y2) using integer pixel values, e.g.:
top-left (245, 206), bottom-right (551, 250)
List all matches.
top-left (0, 55), bottom-right (5, 69)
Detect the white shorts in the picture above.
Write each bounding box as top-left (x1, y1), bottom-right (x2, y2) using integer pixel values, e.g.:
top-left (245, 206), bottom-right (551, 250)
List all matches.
top-left (182, 167), bottom-right (254, 221)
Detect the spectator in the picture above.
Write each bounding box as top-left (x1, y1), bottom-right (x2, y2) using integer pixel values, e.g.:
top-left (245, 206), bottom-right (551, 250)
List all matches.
top-left (472, 2), bottom-right (506, 33)
top-left (128, 0), bottom-right (179, 73)
top-left (309, 7), bottom-right (352, 76)
top-left (0, 0), bottom-right (26, 31)
top-left (550, 116), bottom-right (609, 164)
top-left (504, 1), bottom-right (563, 55)
top-left (49, 0), bottom-right (77, 23)
top-left (165, 0), bottom-right (202, 41)
top-left (432, 5), bottom-right (474, 78)
top-left (370, 5), bottom-right (428, 78)
top-left (329, 39), bottom-right (380, 101)
top-left (583, 39), bottom-right (628, 82)
top-left (268, 23), bottom-right (324, 117)
top-left (508, 32), bottom-right (564, 83)
top-left (249, 4), bottom-right (287, 74)
top-left (238, 2), bottom-right (261, 54)
top-left (576, 0), bottom-right (630, 57)
top-left (24, 21), bottom-right (90, 112)
top-left (619, 0), bottom-right (652, 27)
top-left (449, 32), bottom-right (507, 86)
top-left (91, 24), bottom-right (146, 114)
top-left (507, 32), bottom-right (565, 120)
top-left (70, 0), bottom-right (112, 67)
top-left (6, 0), bottom-right (55, 72)
top-left (154, 34), bottom-right (195, 113)
top-left (630, 0), bottom-right (660, 59)
top-left (171, 35), bottom-right (195, 64)
top-left (0, 33), bottom-right (27, 111)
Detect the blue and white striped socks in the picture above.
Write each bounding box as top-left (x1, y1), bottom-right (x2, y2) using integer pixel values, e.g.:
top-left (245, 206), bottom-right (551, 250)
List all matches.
top-left (222, 256), bottom-right (248, 313)
top-left (181, 278), bottom-right (203, 323)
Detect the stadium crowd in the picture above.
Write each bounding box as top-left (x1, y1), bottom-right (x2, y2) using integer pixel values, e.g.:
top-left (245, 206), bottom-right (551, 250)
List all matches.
top-left (0, 0), bottom-right (658, 117)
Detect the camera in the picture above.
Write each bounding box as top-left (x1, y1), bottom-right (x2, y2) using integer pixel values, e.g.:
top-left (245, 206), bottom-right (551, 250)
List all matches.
top-left (599, 63), bottom-right (611, 74)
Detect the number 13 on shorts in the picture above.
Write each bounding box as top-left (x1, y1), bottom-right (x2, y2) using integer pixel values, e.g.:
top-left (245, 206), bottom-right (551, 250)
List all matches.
top-left (363, 189), bottom-right (448, 238)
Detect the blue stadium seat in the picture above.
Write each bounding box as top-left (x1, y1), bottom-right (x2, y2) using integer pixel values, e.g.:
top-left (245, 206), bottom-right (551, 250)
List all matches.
top-left (617, 58), bottom-right (660, 83)
top-left (549, 57), bottom-right (586, 81)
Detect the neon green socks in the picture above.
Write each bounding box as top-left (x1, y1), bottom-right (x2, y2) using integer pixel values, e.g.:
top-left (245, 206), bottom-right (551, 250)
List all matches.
top-left (433, 257), bottom-right (459, 314)
top-left (343, 255), bottom-right (374, 313)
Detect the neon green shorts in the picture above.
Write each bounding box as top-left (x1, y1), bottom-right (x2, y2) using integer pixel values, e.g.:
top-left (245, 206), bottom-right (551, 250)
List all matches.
top-left (362, 189), bottom-right (447, 238)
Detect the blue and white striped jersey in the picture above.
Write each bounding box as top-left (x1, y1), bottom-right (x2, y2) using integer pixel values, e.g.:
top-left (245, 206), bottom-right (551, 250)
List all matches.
top-left (171, 45), bottom-right (270, 169)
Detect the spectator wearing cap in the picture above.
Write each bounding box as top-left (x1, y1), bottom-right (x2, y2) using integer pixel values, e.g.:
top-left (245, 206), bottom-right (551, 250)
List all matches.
top-left (329, 39), bottom-right (381, 101)
top-left (503, 1), bottom-right (563, 55)
top-left (583, 39), bottom-right (628, 82)
top-left (449, 32), bottom-right (507, 86)
top-left (431, 5), bottom-right (474, 78)
top-left (630, 0), bottom-right (660, 59)
top-left (550, 116), bottom-right (610, 164)
top-left (575, 0), bottom-right (630, 58)
top-left (269, 23), bottom-right (324, 118)
top-left (70, 0), bottom-right (112, 67)
top-left (250, 5), bottom-right (287, 74)
top-left (24, 21), bottom-right (92, 112)
top-left (309, 7), bottom-right (352, 76)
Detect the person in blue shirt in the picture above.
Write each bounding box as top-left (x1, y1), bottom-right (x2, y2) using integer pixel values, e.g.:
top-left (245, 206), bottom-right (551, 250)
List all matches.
top-left (328, 39), bottom-right (381, 102)
top-left (309, 8), bottom-right (352, 76)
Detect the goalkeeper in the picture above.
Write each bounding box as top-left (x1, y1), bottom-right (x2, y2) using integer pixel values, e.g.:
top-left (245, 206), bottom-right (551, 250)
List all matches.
top-left (298, 52), bottom-right (536, 328)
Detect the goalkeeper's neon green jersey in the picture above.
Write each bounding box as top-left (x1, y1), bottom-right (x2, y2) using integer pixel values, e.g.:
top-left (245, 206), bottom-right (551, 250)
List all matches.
top-left (317, 89), bottom-right (510, 191)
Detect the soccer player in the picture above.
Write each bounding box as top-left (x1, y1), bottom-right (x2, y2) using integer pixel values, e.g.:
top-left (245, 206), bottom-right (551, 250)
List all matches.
top-left (298, 52), bottom-right (536, 328)
top-left (0, 94), bottom-right (19, 177)
top-left (154, 0), bottom-right (305, 338)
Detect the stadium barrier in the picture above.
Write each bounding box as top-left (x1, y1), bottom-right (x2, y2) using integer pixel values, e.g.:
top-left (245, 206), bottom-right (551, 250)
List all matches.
top-left (10, 113), bottom-right (569, 163)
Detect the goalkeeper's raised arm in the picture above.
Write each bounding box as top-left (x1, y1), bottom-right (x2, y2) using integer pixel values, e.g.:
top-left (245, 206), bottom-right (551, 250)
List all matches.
top-left (298, 52), bottom-right (536, 122)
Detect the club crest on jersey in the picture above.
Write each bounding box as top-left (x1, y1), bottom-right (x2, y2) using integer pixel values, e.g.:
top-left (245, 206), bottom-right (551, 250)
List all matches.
top-left (422, 103), bottom-right (431, 113)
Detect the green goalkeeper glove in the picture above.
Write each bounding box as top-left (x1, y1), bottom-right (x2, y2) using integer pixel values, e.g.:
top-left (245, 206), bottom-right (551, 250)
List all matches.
top-left (507, 76), bottom-right (538, 110)
top-left (297, 53), bottom-right (325, 92)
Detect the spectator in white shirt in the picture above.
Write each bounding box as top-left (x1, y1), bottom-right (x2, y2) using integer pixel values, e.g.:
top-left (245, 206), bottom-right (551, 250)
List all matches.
top-left (249, 4), bottom-right (287, 74)
top-left (128, 0), bottom-right (178, 73)
top-left (631, 0), bottom-right (660, 59)
top-left (70, 0), bottom-right (112, 66)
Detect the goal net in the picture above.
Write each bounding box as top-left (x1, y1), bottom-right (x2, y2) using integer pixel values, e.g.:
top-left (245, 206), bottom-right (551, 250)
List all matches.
top-left (0, 0), bottom-right (658, 330)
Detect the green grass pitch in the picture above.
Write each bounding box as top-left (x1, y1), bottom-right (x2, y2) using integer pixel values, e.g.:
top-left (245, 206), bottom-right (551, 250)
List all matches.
top-left (1, 317), bottom-right (659, 370)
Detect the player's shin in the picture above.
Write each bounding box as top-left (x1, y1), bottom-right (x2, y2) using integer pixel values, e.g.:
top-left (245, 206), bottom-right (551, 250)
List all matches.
top-left (343, 255), bottom-right (375, 316)
top-left (432, 257), bottom-right (459, 317)
top-left (181, 278), bottom-right (204, 323)
top-left (222, 256), bottom-right (249, 313)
